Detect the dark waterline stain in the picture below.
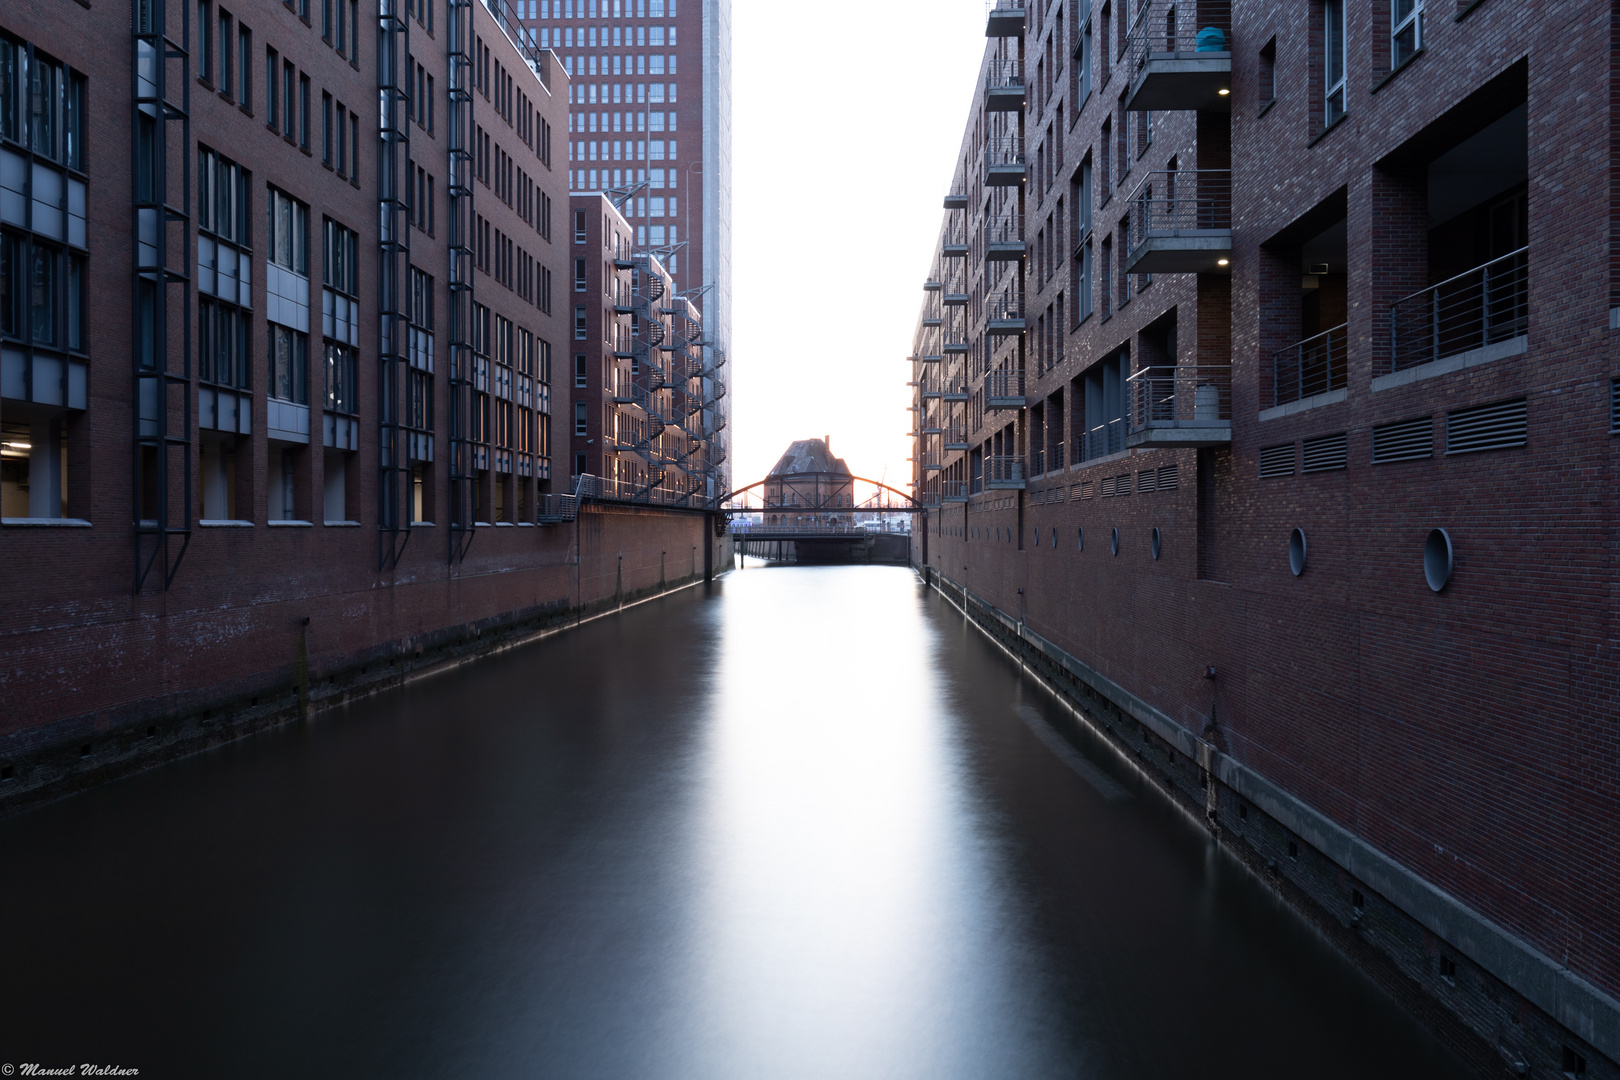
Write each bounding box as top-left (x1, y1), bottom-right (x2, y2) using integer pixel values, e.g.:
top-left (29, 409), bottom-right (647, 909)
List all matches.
top-left (0, 566), bottom-right (1474, 1080)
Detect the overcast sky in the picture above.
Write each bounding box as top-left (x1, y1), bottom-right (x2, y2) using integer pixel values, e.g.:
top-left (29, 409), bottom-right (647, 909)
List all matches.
top-left (729, 0), bottom-right (986, 490)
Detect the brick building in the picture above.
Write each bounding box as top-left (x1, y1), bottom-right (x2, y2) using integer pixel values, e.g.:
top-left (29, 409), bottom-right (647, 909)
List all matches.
top-left (761, 438), bottom-right (854, 526)
top-left (0, 0), bottom-right (729, 811)
top-left (505, 0), bottom-right (732, 496)
top-left (911, 0), bottom-right (1618, 1074)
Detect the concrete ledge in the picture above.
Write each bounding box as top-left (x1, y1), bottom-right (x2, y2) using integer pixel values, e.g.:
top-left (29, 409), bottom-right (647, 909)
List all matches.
top-left (928, 569), bottom-right (1620, 1068)
top-left (268, 520), bottom-right (314, 527)
top-left (324, 520), bottom-right (361, 527)
top-left (1, 517), bottom-right (92, 527)
top-left (198, 519), bottom-right (254, 527)
top-left (1259, 388), bottom-right (1347, 422)
top-left (1371, 335), bottom-right (1527, 392)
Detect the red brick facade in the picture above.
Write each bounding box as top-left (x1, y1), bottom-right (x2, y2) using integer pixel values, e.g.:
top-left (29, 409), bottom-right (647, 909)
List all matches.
top-left (914, 0), bottom-right (1619, 1072)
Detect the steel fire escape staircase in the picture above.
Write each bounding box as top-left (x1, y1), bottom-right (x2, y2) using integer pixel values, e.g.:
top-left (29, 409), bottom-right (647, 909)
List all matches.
top-left (132, 0), bottom-right (193, 592)
top-left (446, 0), bottom-right (477, 562)
top-left (377, 0), bottom-right (413, 570)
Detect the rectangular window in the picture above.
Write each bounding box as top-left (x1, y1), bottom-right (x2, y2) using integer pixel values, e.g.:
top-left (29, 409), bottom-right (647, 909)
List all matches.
top-left (198, 298), bottom-right (251, 388)
top-left (574, 304), bottom-right (587, 340)
top-left (1392, 0), bottom-right (1424, 68)
top-left (322, 93), bottom-right (333, 164)
top-left (324, 342), bottom-right (357, 414)
top-left (269, 324), bottom-right (309, 403)
top-left (198, 0), bottom-right (214, 83)
top-left (1324, 0), bottom-right (1347, 126)
top-left (283, 61), bottom-right (296, 140)
top-left (266, 48), bottom-right (279, 130)
top-left (574, 257), bottom-right (587, 291)
top-left (219, 10), bottom-right (234, 97)
top-left (299, 74), bottom-right (310, 149)
top-left (575, 400), bottom-right (588, 436)
top-left (239, 26), bottom-right (252, 108)
top-left (1259, 38), bottom-right (1276, 107)
top-left (574, 352), bottom-right (587, 388)
top-left (323, 218), bottom-right (358, 295)
top-left (268, 186), bottom-right (309, 273)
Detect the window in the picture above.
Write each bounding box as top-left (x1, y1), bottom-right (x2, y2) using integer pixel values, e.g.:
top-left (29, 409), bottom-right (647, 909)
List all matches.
top-left (574, 304), bottom-right (587, 340)
top-left (283, 61), bottom-right (296, 141)
top-left (298, 74), bottom-right (310, 150)
top-left (198, 0), bottom-right (213, 83)
top-left (574, 352), bottom-right (587, 388)
top-left (270, 325), bottom-right (308, 403)
top-left (574, 257), bottom-right (587, 291)
top-left (1259, 38), bottom-right (1276, 108)
top-left (1324, 0), bottom-right (1347, 126)
top-left (238, 25), bottom-right (252, 108)
top-left (198, 297), bottom-right (250, 388)
top-left (574, 208), bottom-right (587, 243)
top-left (325, 341), bottom-right (356, 414)
top-left (1392, 0), bottom-right (1423, 68)
top-left (322, 92), bottom-right (332, 164)
top-left (574, 400), bottom-right (588, 435)
top-left (323, 218), bottom-right (358, 295)
top-left (219, 10), bottom-right (234, 97)
top-left (265, 47), bottom-right (278, 129)
top-left (268, 187), bottom-right (309, 273)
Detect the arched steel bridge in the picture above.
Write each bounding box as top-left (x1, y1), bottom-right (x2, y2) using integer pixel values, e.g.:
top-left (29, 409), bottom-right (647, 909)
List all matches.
top-left (720, 475), bottom-right (925, 517)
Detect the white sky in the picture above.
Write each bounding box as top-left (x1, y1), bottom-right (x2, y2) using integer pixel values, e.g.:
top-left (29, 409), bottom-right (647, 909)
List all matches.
top-left (729, 0), bottom-right (987, 491)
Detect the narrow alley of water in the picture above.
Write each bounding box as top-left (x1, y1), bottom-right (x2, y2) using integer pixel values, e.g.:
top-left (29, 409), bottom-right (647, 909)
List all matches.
top-left (0, 565), bottom-right (1473, 1079)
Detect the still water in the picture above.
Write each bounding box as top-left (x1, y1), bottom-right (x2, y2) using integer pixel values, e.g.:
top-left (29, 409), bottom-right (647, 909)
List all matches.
top-left (1, 566), bottom-right (1474, 1079)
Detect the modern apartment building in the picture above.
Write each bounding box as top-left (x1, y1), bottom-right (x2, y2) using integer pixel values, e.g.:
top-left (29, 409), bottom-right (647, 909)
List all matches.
top-left (567, 191), bottom-right (721, 502)
top-left (0, 0), bottom-right (728, 813)
top-left (506, 0), bottom-right (731, 496)
top-left (910, 0), bottom-right (1617, 1074)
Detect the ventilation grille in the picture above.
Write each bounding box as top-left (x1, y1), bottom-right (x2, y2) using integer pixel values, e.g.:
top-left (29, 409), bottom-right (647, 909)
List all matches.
top-left (1077, 480), bottom-right (1093, 499)
top-left (1100, 476), bottom-right (1116, 497)
top-left (1259, 443), bottom-right (1296, 478)
top-left (1610, 378), bottom-right (1618, 434)
top-left (1372, 416), bottom-right (1433, 463)
top-left (1446, 397), bottom-right (1527, 455)
top-left (1302, 432), bottom-right (1349, 473)
top-left (1157, 464), bottom-right (1178, 490)
top-left (1137, 470), bottom-right (1155, 493)
top-left (1116, 472), bottom-right (1132, 496)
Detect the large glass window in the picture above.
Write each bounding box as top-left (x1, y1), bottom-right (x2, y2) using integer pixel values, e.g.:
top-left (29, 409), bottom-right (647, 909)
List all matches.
top-left (198, 298), bottom-right (250, 387)
top-left (324, 342), bottom-right (357, 413)
top-left (268, 187), bottom-right (308, 273)
top-left (323, 218), bottom-right (358, 295)
top-left (270, 324), bottom-right (308, 402)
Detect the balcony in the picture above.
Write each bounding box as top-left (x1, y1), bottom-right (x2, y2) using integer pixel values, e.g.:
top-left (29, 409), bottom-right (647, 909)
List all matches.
top-left (942, 225), bottom-right (970, 258)
top-left (945, 426), bottom-right (970, 450)
top-left (944, 338), bottom-right (969, 354)
top-left (986, 368), bottom-right (1026, 409)
top-left (1125, 170), bottom-right (1232, 273)
top-left (920, 452), bottom-right (943, 472)
top-left (985, 215), bottom-right (1026, 261)
top-left (942, 380), bottom-right (970, 402)
top-left (985, 59), bottom-right (1025, 111)
top-left (1125, 364), bottom-right (1232, 448)
top-left (925, 279), bottom-right (943, 292)
top-left (1388, 247), bottom-right (1528, 375)
top-left (984, 137), bottom-right (1025, 187)
top-left (1080, 418), bottom-right (1126, 462)
top-left (943, 479), bottom-right (971, 503)
top-left (1272, 324), bottom-right (1347, 409)
top-left (986, 287), bottom-right (1026, 335)
top-left (921, 381), bottom-right (943, 399)
top-left (985, 454), bottom-right (1026, 490)
top-left (1124, 0), bottom-right (1231, 112)
top-left (985, 0), bottom-right (1025, 37)
top-left (944, 191), bottom-right (969, 211)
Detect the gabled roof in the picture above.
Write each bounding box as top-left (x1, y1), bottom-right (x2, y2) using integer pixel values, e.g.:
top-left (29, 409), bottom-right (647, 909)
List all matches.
top-left (768, 439), bottom-right (852, 478)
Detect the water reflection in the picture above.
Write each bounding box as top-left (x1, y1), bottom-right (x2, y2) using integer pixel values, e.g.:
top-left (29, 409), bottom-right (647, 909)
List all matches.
top-left (0, 566), bottom-right (1472, 1079)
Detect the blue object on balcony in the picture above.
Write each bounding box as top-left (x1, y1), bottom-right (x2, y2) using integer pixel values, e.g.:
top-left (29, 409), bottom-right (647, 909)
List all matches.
top-left (1196, 26), bottom-right (1228, 51)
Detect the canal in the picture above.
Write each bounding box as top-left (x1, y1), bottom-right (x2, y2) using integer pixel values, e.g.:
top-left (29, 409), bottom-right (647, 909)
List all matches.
top-left (1, 565), bottom-right (1473, 1079)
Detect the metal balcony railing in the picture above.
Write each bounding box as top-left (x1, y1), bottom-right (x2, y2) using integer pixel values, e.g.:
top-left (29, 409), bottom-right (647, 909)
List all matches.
top-left (1046, 441), bottom-right (1065, 471)
top-left (1082, 418), bottom-right (1125, 462)
top-left (1272, 323), bottom-right (1347, 407)
top-left (1130, 170), bottom-right (1232, 243)
top-left (985, 455), bottom-right (1026, 488)
top-left (942, 479), bottom-right (970, 502)
top-left (1127, 364), bottom-right (1232, 429)
top-left (986, 58), bottom-right (1025, 107)
top-left (1127, 0), bottom-right (1232, 75)
top-left (985, 211), bottom-right (1025, 256)
top-left (1389, 246), bottom-right (1528, 373)
top-left (944, 425), bottom-right (969, 446)
top-left (986, 136), bottom-right (1025, 166)
top-left (1029, 447), bottom-right (1044, 475)
top-left (942, 223), bottom-right (968, 249)
top-left (985, 0), bottom-right (1026, 36)
top-left (986, 287), bottom-right (1027, 325)
top-left (985, 367), bottom-right (1025, 401)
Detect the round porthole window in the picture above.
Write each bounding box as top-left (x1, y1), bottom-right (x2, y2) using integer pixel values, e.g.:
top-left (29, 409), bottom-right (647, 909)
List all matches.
top-left (1288, 528), bottom-right (1308, 577)
top-left (1077, 527), bottom-right (1085, 551)
top-left (1111, 527), bottom-right (1120, 556)
top-left (1424, 528), bottom-right (1453, 592)
top-left (1151, 527), bottom-right (1162, 560)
